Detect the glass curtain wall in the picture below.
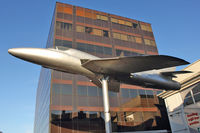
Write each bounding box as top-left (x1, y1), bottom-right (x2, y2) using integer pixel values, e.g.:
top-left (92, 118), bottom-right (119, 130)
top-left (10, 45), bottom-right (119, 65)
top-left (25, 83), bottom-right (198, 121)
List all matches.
top-left (34, 8), bottom-right (56, 133)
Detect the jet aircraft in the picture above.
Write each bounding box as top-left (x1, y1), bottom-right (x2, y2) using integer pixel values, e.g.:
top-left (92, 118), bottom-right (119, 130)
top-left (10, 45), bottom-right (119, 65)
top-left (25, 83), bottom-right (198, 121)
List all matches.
top-left (8, 47), bottom-right (190, 92)
top-left (8, 46), bottom-right (191, 133)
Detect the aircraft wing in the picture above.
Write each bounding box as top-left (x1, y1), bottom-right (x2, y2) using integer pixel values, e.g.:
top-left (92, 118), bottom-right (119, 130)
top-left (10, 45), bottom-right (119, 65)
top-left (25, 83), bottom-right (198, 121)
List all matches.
top-left (81, 55), bottom-right (189, 76)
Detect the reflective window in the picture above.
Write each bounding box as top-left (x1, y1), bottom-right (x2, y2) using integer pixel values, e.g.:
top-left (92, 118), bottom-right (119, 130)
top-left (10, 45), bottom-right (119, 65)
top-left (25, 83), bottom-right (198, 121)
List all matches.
top-left (56, 21), bottom-right (62, 29)
top-left (125, 21), bottom-right (132, 27)
top-left (78, 85), bottom-right (87, 96)
top-left (113, 32), bottom-right (142, 43)
top-left (76, 42), bottom-right (112, 55)
top-left (78, 111), bottom-right (87, 119)
top-left (139, 89), bottom-right (147, 98)
top-left (76, 25), bottom-right (110, 38)
top-left (61, 110), bottom-right (72, 120)
top-left (144, 39), bottom-right (151, 45)
top-left (116, 49), bottom-right (123, 56)
top-left (124, 51), bottom-right (131, 56)
top-left (184, 83), bottom-right (200, 106)
top-left (192, 84), bottom-right (200, 103)
top-left (89, 111), bottom-right (98, 119)
top-left (52, 83), bottom-right (72, 95)
top-left (185, 92), bottom-right (192, 98)
top-left (76, 25), bottom-right (85, 32)
top-left (62, 84), bottom-right (72, 95)
top-left (132, 23), bottom-right (138, 28)
top-left (87, 44), bottom-right (95, 53)
top-left (111, 18), bottom-right (118, 23)
top-left (51, 110), bottom-right (73, 121)
top-left (130, 89), bottom-right (138, 98)
top-left (192, 84), bottom-right (200, 94)
top-left (156, 90), bottom-right (163, 95)
top-left (104, 47), bottom-right (112, 55)
top-left (141, 24), bottom-right (147, 31)
top-left (146, 90), bottom-right (154, 98)
top-left (77, 42), bottom-right (86, 52)
top-left (184, 91), bottom-right (194, 106)
top-left (184, 96), bottom-right (194, 106)
top-left (96, 45), bottom-right (103, 54)
top-left (109, 91), bottom-right (117, 97)
top-left (85, 27), bottom-right (93, 33)
top-left (121, 88), bottom-right (130, 98)
top-left (51, 110), bottom-right (62, 122)
top-left (55, 39), bottom-right (72, 48)
top-left (113, 32), bottom-right (121, 39)
top-left (128, 35), bottom-right (135, 42)
top-left (93, 28), bottom-right (102, 36)
top-left (111, 17), bottom-right (134, 27)
top-left (150, 40), bottom-right (156, 46)
top-left (101, 15), bottom-right (108, 21)
top-left (96, 14), bottom-right (108, 21)
top-left (135, 37), bottom-right (142, 44)
top-left (194, 93), bottom-right (200, 103)
top-left (147, 26), bottom-right (152, 32)
top-left (144, 39), bottom-right (156, 46)
top-left (88, 86), bottom-right (98, 96)
top-left (140, 24), bottom-right (152, 32)
top-left (116, 49), bottom-right (142, 57)
top-left (97, 87), bottom-right (103, 96)
top-left (120, 34), bottom-right (128, 41)
top-left (118, 19), bottom-right (125, 25)
top-left (103, 30), bottom-right (109, 37)
top-left (56, 21), bottom-right (72, 32)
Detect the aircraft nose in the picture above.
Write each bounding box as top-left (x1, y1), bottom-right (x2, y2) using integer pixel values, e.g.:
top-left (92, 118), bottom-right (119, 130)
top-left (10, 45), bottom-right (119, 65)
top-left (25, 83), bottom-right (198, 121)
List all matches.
top-left (8, 48), bottom-right (17, 55)
top-left (8, 48), bottom-right (24, 57)
top-left (8, 48), bottom-right (29, 58)
top-left (8, 48), bottom-right (42, 62)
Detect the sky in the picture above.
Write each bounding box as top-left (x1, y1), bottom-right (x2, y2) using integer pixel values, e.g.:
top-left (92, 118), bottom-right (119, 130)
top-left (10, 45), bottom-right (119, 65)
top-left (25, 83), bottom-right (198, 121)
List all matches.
top-left (0, 0), bottom-right (200, 133)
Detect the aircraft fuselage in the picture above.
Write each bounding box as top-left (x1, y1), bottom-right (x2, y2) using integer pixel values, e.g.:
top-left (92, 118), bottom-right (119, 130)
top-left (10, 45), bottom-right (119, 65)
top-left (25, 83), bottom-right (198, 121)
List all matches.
top-left (8, 47), bottom-right (183, 90)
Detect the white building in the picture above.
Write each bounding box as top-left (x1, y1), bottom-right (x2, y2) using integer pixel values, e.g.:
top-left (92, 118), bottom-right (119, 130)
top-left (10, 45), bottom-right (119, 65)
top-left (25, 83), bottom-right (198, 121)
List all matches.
top-left (159, 60), bottom-right (200, 133)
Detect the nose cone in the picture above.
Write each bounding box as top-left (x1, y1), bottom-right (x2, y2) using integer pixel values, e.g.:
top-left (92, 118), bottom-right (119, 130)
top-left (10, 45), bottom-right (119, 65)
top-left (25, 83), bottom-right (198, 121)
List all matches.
top-left (8, 48), bottom-right (22, 56)
top-left (8, 47), bottom-right (66, 68)
top-left (8, 48), bottom-right (50, 64)
top-left (8, 48), bottom-right (33, 59)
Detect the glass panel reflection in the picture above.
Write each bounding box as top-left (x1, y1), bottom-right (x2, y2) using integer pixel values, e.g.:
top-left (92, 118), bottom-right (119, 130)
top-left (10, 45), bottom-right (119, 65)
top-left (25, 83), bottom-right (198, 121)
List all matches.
top-left (184, 96), bottom-right (194, 106)
top-left (51, 110), bottom-right (105, 132)
top-left (77, 85), bottom-right (87, 96)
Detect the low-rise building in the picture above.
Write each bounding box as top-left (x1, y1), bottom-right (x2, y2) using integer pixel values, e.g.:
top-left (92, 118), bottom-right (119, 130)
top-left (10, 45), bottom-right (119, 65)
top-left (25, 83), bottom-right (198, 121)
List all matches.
top-left (159, 60), bottom-right (200, 133)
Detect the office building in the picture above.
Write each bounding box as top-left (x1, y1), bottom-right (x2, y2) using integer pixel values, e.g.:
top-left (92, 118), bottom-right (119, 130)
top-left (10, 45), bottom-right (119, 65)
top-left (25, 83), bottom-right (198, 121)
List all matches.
top-left (34, 2), bottom-right (170, 133)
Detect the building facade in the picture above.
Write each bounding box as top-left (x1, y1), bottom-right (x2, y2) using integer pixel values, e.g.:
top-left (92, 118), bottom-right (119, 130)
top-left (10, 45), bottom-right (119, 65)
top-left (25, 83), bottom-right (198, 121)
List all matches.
top-left (34, 2), bottom-right (170, 133)
top-left (159, 60), bottom-right (200, 133)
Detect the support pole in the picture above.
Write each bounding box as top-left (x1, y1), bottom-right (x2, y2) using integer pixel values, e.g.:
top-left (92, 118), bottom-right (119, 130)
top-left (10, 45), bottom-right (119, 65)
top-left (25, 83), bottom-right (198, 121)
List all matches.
top-left (101, 76), bottom-right (112, 133)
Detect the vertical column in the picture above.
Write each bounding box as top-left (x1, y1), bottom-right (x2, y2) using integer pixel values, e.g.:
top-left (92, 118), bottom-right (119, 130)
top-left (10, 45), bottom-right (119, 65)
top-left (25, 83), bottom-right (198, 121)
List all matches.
top-left (101, 77), bottom-right (112, 133)
top-left (72, 6), bottom-right (77, 49)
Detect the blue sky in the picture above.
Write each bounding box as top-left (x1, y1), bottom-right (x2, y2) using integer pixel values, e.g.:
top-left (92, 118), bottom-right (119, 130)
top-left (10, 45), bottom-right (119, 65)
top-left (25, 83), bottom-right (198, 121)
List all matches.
top-left (0, 0), bottom-right (199, 133)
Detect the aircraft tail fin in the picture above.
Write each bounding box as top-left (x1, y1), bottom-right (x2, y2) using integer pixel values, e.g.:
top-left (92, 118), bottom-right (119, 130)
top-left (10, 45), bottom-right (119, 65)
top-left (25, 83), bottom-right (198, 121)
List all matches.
top-left (161, 70), bottom-right (192, 78)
